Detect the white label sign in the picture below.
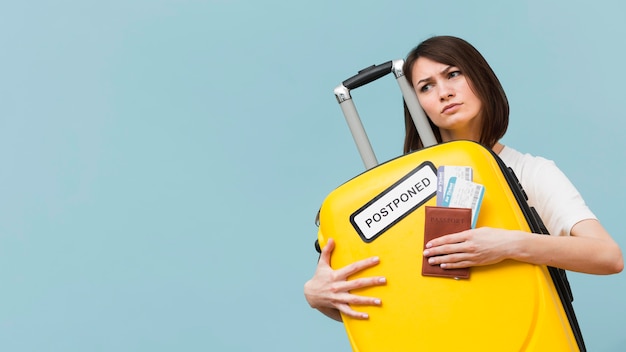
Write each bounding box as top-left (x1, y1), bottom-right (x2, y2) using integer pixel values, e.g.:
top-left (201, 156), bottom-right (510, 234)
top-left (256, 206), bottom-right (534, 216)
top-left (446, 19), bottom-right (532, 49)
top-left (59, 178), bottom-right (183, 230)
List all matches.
top-left (351, 162), bottom-right (437, 242)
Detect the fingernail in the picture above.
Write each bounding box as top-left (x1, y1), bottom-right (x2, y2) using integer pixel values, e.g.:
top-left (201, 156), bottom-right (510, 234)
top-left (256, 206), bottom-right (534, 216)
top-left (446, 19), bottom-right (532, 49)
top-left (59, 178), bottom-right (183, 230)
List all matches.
top-left (426, 243), bottom-right (432, 248)
top-left (378, 277), bottom-right (386, 284)
top-left (440, 263), bottom-right (447, 268)
top-left (362, 313), bottom-right (369, 319)
top-left (374, 299), bottom-right (381, 305)
top-left (423, 250), bottom-right (430, 256)
top-left (372, 256), bottom-right (380, 263)
top-left (428, 258), bottom-right (435, 264)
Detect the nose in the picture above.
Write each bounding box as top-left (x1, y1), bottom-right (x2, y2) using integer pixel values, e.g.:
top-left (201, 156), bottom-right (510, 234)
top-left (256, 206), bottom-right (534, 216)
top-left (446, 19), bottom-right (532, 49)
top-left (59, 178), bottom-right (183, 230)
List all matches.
top-left (439, 82), bottom-right (454, 101)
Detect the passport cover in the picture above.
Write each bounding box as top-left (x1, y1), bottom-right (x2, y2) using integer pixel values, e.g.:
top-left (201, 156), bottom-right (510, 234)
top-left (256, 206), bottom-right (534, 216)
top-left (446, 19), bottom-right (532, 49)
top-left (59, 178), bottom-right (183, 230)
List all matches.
top-left (422, 206), bottom-right (471, 279)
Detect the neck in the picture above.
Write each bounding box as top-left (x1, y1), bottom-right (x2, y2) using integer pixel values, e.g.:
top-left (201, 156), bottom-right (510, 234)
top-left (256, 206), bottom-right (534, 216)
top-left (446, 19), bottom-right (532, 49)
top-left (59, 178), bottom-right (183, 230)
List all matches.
top-left (440, 130), bottom-right (481, 144)
top-left (492, 142), bottom-right (504, 155)
top-left (440, 131), bottom-right (504, 155)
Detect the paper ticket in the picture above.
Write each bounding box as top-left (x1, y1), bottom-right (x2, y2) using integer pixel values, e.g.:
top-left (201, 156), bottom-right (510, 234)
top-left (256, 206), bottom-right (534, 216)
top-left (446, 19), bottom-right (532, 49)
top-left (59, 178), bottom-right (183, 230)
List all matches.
top-left (441, 176), bottom-right (485, 228)
top-left (437, 165), bottom-right (473, 206)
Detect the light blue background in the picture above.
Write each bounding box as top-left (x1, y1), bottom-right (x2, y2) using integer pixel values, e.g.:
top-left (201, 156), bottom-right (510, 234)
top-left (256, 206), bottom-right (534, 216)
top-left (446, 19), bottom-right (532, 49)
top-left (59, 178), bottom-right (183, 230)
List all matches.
top-left (0, 0), bottom-right (624, 351)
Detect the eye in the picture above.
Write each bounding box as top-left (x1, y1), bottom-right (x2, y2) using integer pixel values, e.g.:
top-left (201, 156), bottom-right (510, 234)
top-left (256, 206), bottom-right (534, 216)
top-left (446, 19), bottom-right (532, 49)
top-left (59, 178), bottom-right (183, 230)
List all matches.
top-left (419, 83), bottom-right (433, 93)
top-left (448, 70), bottom-right (462, 79)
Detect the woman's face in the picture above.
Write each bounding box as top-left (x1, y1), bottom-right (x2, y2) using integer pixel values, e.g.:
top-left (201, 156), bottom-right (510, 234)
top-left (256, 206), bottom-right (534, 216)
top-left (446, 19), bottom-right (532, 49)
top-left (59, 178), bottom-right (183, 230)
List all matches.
top-left (411, 57), bottom-right (483, 142)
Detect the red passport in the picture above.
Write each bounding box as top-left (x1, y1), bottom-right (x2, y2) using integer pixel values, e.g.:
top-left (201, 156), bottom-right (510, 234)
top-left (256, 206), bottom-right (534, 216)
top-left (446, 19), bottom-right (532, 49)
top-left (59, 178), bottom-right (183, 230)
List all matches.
top-left (422, 206), bottom-right (471, 279)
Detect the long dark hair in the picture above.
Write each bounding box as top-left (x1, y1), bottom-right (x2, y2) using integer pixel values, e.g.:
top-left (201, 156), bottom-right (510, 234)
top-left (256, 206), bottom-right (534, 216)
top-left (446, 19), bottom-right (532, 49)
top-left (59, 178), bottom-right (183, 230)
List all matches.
top-left (403, 36), bottom-right (509, 153)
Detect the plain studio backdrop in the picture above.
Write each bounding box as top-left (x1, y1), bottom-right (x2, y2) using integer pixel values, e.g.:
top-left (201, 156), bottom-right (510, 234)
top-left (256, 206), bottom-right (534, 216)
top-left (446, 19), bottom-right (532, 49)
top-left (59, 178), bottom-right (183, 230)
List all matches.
top-left (0, 0), bottom-right (625, 351)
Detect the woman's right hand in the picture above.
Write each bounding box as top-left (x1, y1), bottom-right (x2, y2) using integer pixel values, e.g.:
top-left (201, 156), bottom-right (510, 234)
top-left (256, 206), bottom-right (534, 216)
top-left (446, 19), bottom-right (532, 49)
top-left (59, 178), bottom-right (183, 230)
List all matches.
top-left (303, 238), bottom-right (386, 321)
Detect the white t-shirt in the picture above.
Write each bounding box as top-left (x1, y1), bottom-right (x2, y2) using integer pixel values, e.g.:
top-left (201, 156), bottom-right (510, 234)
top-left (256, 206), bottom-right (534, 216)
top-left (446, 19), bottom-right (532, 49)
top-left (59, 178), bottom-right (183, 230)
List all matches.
top-left (498, 145), bottom-right (596, 237)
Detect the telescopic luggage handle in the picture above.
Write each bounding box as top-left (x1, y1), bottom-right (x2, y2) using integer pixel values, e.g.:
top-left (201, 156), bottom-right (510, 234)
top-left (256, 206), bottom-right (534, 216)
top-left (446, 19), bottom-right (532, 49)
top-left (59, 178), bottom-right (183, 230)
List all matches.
top-left (333, 59), bottom-right (437, 170)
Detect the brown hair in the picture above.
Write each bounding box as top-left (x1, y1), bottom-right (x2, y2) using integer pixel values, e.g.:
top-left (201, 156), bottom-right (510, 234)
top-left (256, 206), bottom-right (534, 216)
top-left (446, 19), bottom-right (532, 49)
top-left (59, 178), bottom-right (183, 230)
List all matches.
top-left (402, 36), bottom-right (509, 153)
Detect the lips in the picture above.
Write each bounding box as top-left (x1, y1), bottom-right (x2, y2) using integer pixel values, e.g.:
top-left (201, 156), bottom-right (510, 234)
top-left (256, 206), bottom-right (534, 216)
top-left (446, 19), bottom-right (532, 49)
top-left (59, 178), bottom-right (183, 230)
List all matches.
top-left (442, 103), bottom-right (461, 114)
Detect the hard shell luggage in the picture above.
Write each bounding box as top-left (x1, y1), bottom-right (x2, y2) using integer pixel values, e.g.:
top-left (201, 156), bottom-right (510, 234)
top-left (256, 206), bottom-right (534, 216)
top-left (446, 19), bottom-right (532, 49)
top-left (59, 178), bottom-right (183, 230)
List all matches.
top-left (315, 60), bottom-right (585, 351)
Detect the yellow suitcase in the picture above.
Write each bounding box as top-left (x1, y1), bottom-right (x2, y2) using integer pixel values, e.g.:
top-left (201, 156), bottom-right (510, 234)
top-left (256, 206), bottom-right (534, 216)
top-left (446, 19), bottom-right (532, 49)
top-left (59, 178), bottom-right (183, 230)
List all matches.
top-left (315, 61), bottom-right (585, 351)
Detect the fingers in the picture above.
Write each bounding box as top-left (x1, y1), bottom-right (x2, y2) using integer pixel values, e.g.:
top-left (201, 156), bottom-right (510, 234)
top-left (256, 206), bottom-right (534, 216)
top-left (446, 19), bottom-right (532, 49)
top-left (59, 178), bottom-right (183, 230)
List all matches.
top-left (320, 238), bottom-right (382, 280)
top-left (423, 242), bottom-right (462, 258)
top-left (311, 238), bottom-right (386, 319)
top-left (439, 261), bottom-right (474, 269)
top-left (336, 303), bottom-right (370, 319)
top-left (423, 228), bottom-right (506, 268)
top-left (332, 276), bottom-right (387, 294)
top-left (423, 230), bottom-right (476, 257)
top-left (425, 231), bottom-right (469, 249)
top-left (318, 238), bottom-right (335, 266)
top-left (334, 292), bottom-right (384, 319)
top-left (337, 304), bottom-right (369, 320)
top-left (305, 275), bottom-right (385, 319)
top-left (337, 255), bottom-right (381, 279)
top-left (336, 303), bottom-right (374, 319)
top-left (432, 256), bottom-right (474, 269)
top-left (330, 275), bottom-right (386, 319)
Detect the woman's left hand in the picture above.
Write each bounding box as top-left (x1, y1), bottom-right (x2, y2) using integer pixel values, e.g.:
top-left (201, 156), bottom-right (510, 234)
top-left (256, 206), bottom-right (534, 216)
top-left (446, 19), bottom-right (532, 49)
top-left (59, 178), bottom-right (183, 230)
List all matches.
top-left (422, 227), bottom-right (521, 269)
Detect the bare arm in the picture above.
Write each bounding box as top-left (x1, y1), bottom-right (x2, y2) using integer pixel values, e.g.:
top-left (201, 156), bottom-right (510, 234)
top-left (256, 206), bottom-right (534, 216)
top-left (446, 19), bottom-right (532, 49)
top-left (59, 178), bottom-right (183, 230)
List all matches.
top-left (423, 219), bottom-right (623, 274)
top-left (512, 219), bottom-right (623, 274)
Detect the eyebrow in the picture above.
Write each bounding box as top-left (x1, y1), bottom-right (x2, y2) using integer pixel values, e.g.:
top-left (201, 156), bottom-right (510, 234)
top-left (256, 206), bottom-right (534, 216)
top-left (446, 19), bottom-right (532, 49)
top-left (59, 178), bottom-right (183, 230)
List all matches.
top-left (416, 65), bottom-right (454, 86)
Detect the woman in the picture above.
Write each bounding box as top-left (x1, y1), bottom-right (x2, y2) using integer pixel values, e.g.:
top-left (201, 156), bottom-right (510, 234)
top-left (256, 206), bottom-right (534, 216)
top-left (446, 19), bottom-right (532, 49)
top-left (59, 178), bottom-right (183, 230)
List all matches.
top-left (304, 35), bottom-right (623, 322)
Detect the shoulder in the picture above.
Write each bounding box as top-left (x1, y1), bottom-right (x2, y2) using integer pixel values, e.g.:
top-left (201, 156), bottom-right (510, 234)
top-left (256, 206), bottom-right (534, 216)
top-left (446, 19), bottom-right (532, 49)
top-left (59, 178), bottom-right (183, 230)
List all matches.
top-left (498, 145), bottom-right (557, 180)
top-left (498, 145), bottom-right (596, 236)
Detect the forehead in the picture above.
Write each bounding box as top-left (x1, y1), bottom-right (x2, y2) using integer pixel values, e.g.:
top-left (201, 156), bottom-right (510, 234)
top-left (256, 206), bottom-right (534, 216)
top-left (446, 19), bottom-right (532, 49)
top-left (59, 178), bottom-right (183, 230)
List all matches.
top-left (411, 57), bottom-right (451, 80)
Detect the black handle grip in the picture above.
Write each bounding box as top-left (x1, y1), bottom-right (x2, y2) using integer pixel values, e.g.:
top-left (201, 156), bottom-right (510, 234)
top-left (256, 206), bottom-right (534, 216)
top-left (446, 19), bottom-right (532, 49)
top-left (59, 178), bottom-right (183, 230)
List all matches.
top-left (342, 61), bottom-right (394, 90)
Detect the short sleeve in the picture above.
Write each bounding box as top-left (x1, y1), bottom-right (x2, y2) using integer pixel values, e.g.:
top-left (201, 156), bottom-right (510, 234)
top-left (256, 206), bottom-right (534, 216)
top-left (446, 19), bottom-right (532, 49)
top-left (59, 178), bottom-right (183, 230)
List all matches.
top-left (499, 147), bottom-right (596, 237)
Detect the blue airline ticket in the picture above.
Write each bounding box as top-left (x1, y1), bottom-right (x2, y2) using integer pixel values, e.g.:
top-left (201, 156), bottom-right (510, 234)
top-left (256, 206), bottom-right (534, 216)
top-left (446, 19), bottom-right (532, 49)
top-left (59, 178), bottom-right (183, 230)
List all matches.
top-left (441, 176), bottom-right (485, 228)
top-left (437, 165), bottom-right (473, 206)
